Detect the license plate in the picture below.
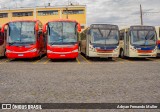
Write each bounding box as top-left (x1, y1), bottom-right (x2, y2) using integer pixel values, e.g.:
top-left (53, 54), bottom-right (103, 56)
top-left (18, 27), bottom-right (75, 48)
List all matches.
top-left (18, 54), bottom-right (24, 56)
top-left (60, 55), bottom-right (65, 57)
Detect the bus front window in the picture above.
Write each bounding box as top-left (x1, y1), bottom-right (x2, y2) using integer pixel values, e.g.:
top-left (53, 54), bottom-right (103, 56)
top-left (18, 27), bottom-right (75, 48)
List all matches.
top-left (91, 29), bottom-right (119, 45)
top-left (8, 22), bottom-right (36, 45)
top-left (131, 30), bottom-right (157, 46)
top-left (48, 22), bottom-right (77, 45)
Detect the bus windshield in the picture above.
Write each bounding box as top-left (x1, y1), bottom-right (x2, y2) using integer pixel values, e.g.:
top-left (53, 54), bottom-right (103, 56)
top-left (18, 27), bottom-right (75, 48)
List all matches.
top-left (131, 30), bottom-right (157, 46)
top-left (48, 22), bottom-right (77, 45)
top-left (90, 29), bottom-right (119, 45)
top-left (8, 22), bottom-right (36, 45)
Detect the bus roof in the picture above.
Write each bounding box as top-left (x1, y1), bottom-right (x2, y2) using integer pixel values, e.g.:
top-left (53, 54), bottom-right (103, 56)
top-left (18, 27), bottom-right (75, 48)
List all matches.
top-left (130, 25), bottom-right (155, 30)
top-left (47, 19), bottom-right (78, 24)
top-left (120, 25), bottom-right (155, 31)
top-left (90, 24), bottom-right (119, 29)
top-left (8, 20), bottom-right (40, 23)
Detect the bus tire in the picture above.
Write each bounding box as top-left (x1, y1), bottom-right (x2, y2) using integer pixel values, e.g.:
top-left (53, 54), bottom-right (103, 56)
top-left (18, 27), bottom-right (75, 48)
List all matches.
top-left (3, 49), bottom-right (6, 58)
top-left (79, 44), bottom-right (81, 52)
top-left (85, 54), bottom-right (89, 59)
top-left (108, 57), bottom-right (113, 60)
top-left (120, 49), bottom-right (125, 59)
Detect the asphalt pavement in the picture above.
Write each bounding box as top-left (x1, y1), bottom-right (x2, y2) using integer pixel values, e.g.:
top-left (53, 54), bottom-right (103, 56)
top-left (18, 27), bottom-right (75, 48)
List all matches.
top-left (0, 55), bottom-right (160, 112)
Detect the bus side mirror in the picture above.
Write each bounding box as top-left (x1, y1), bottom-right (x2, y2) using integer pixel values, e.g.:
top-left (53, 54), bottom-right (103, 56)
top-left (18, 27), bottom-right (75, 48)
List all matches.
top-left (157, 40), bottom-right (160, 45)
top-left (77, 23), bottom-right (81, 32)
top-left (38, 30), bottom-right (42, 35)
top-left (43, 24), bottom-right (48, 33)
top-left (1, 23), bottom-right (8, 33)
top-left (129, 31), bottom-right (131, 36)
top-left (35, 23), bottom-right (39, 31)
top-left (87, 30), bottom-right (91, 35)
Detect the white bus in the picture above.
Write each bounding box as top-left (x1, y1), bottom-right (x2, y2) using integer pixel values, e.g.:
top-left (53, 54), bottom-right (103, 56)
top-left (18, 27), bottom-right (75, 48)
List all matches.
top-left (80, 24), bottom-right (120, 59)
top-left (155, 26), bottom-right (160, 57)
top-left (119, 26), bottom-right (157, 58)
top-left (0, 28), bottom-right (6, 57)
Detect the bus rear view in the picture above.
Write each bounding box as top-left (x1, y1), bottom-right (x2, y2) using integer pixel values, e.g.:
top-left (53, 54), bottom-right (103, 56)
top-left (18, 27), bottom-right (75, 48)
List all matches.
top-left (80, 24), bottom-right (120, 59)
top-left (43, 20), bottom-right (81, 59)
top-left (1, 20), bottom-right (46, 59)
top-left (120, 26), bottom-right (157, 58)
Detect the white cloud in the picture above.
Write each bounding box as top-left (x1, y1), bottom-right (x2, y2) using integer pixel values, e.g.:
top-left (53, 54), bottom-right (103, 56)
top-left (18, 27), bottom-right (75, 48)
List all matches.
top-left (0, 0), bottom-right (160, 26)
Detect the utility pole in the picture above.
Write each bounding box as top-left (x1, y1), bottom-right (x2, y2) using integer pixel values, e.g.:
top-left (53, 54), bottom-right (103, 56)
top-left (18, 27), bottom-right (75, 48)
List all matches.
top-left (66, 0), bottom-right (69, 19)
top-left (34, 0), bottom-right (37, 20)
top-left (140, 4), bottom-right (143, 25)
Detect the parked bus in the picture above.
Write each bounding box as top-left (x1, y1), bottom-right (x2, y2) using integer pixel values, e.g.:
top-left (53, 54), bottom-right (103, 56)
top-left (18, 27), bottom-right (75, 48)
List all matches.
top-left (43, 20), bottom-right (81, 59)
top-left (79, 24), bottom-right (120, 59)
top-left (119, 25), bottom-right (157, 58)
top-left (1, 20), bottom-right (46, 59)
top-left (0, 27), bottom-right (7, 57)
top-left (155, 26), bottom-right (160, 57)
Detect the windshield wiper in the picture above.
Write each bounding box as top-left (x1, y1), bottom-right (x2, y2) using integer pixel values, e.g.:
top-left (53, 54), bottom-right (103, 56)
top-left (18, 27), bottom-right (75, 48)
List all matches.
top-left (106, 30), bottom-right (111, 39)
top-left (8, 42), bottom-right (20, 45)
top-left (98, 28), bottom-right (103, 37)
top-left (105, 30), bottom-right (112, 45)
top-left (143, 31), bottom-right (150, 46)
top-left (144, 31), bottom-right (150, 40)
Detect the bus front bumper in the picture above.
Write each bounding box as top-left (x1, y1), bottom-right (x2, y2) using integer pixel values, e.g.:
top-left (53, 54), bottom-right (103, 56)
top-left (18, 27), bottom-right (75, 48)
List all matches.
top-left (88, 51), bottom-right (119, 58)
top-left (129, 52), bottom-right (157, 58)
top-left (6, 52), bottom-right (39, 59)
top-left (47, 52), bottom-right (78, 59)
top-left (156, 49), bottom-right (160, 57)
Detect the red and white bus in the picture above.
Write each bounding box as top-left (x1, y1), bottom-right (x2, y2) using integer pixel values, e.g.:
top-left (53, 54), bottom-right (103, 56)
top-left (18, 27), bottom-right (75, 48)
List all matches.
top-left (43, 20), bottom-right (81, 59)
top-left (1, 20), bottom-right (46, 59)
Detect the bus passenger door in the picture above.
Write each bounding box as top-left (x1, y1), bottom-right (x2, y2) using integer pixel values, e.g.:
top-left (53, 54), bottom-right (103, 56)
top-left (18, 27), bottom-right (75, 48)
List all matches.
top-left (80, 31), bottom-right (87, 54)
top-left (86, 34), bottom-right (90, 56)
top-left (126, 32), bottom-right (130, 56)
top-left (124, 31), bottom-right (129, 56)
top-left (0, 32), bottom-right (5, 56)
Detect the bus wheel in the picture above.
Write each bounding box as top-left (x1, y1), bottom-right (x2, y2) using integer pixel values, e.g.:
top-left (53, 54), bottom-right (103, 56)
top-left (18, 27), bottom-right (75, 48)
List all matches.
top-left (85, 55), bottom-right (89, 59)
top-left (3, 49), bottom-right (7, 58)
top-left (36, 53), bottom-right (42, 60)
top-left (120, 50), bottom-right (125, 59)
top-left (79, 46), bottom-right (81, 53)
top-left (108, 57), bottom-right (113, 60)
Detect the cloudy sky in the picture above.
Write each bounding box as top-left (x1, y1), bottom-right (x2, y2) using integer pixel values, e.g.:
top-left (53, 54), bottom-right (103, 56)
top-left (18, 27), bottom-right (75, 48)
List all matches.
top-left (0, 0), bottom-right (160, 26)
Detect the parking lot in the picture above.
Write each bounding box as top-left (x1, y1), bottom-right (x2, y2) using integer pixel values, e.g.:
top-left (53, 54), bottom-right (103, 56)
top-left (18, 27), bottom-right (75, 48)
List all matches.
top-left (0, 54), bottom-right (160, 112)
top-left (0, 54), bottom-right (160, 64)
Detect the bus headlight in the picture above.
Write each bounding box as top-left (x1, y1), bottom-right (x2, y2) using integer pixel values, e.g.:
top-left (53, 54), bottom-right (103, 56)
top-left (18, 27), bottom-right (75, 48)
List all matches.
top-left (130, 46), bottom-right (137, 52)
top-left (6, 50), bottom-right (12, 53)
top-left (29, 48), bottom-right (37, 52)
top-left (72, 49), bottom-right (78, 53)
top-left (114, 47), bottom-right (119, 52)
top-left (95, 47), bottom-right (101, 49)
top-left (47, 50), bottom-right (53, 53)
top-left (153, 47), bottom-right (157, 52)
top-left (89, 45), bottom-right (96, 52)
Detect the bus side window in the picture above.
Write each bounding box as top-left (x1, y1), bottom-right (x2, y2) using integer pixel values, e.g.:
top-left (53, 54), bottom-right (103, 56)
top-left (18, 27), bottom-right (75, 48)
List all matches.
top-left (120, 32), bottom-right (124, 40)
top-left (81, 32), bottom-right (85, 40)
top-left (84, 30), bottom-right (87, 40)
top-left (80, 29), bottom-right (86, 41)
top-left (126, 31), bottom-right (130, 42)
top-left (87, 30), bottom-right (90, 35)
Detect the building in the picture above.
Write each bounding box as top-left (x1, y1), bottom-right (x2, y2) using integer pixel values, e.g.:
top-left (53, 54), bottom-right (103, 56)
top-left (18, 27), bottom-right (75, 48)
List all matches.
top-left (0, 5), bottom-right (86, 29)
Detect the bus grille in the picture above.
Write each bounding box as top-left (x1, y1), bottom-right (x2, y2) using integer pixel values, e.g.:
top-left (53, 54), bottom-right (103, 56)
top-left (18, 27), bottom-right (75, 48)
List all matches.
top-left (138, 50), bottom-right (152, 53)
top-left (96, 49), bottom-right (113, 53)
